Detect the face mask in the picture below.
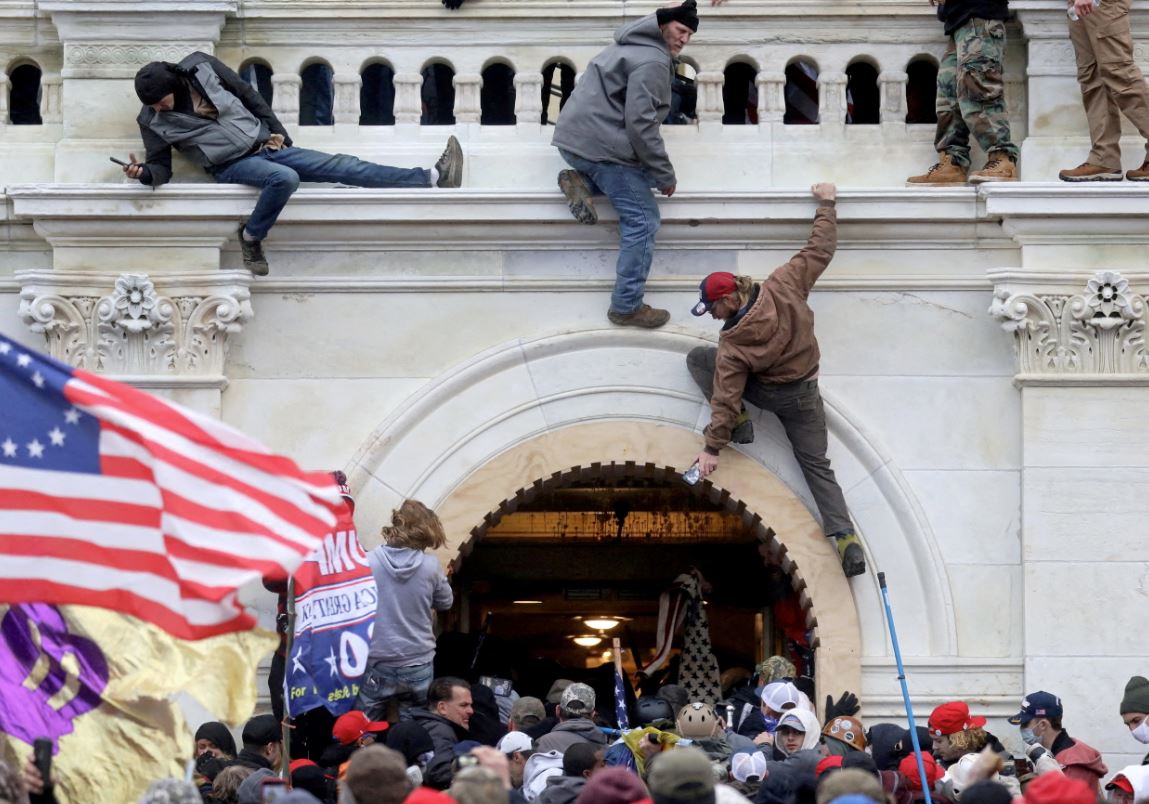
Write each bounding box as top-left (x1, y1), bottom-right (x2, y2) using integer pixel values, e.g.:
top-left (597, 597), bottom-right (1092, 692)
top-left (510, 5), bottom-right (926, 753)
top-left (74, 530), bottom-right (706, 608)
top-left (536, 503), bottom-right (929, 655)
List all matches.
top-left (762, 715), bottom-right (779, 734)
top-left (1020, 728), bottom-right (1039, 746)
top-left (1132, 719), bottom-right (1149, 745)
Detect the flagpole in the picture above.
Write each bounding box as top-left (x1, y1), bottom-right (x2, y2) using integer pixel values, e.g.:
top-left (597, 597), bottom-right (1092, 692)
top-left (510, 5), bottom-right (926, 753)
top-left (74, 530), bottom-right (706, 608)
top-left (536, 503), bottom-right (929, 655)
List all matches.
top-left (281, 575), bottom-right (295, 777)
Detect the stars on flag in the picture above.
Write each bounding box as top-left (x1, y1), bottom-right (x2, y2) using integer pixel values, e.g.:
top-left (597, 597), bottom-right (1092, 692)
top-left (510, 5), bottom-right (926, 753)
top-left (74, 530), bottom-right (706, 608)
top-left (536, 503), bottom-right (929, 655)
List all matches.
top-left (0, 341), bottom-right (92, 469)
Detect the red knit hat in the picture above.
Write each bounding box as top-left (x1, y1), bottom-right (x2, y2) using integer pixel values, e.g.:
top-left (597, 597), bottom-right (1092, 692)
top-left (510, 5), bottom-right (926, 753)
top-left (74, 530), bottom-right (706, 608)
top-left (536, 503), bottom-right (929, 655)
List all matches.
top-left (1023, 772), bottom-right (1095, 804)
top-left (815, 756), bottom-right (844, 777)
top-left (898, 753), bottom-right (942, 792)
top-left (576, 767), bottom-right (649, 804)
top-left (927, 701), bottom-right (986, 737)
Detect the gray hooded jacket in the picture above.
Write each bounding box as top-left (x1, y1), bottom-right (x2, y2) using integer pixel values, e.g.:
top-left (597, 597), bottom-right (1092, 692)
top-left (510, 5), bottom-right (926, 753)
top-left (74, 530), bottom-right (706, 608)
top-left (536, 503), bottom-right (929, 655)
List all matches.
top-left (366, 546), bottom-right (453, 666)
top-left (551, 14), bottom-right (676, 188)
top-left (535, 719), bottom-right (607, 754)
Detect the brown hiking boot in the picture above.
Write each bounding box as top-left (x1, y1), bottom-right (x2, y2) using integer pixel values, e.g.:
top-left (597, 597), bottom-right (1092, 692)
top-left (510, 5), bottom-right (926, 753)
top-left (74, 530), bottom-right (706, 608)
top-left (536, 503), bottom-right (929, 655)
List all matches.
top-left (558, 169), bottom-right (597, 224)
top-left (1060, 162), bottom-right (1122, 182)
top-left (1126, 161), bottom-right (1149, 181)
top-left (969, 151), bottom-right (1018, 183)
top-left (906, 153), bottom-right (968, 185)
top-left (607, 304), bottom-right (670, 329)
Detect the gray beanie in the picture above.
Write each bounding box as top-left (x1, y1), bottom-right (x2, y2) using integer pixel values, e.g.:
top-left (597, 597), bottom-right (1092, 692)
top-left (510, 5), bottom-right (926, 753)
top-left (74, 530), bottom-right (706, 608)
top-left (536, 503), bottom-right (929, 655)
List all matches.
top-left (1121, 676), bottom-right (1149, 715)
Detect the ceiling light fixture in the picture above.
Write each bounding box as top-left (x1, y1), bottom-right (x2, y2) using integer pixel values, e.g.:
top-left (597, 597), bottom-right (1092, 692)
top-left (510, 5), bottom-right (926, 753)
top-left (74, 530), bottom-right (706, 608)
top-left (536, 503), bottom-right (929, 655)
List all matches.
top-left (572, 635), bottom-right (603, 647)
top-left (512, 600), bottom-right (543, 605)
top-left (583, 618), bottom-right (620, 630)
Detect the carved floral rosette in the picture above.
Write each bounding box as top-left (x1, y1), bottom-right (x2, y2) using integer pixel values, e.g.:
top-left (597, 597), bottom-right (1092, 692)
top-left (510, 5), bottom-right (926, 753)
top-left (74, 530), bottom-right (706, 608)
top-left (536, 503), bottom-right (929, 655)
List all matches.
top-left (17, 272), bottom-right (252, 377)
top-left (989, 270), bottom-right (1148, 375)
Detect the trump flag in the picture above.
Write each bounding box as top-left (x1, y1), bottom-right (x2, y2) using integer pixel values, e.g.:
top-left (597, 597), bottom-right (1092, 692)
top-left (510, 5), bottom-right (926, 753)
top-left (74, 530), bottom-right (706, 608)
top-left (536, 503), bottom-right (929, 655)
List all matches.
top-left (0, 330), bottom-right (346, 638)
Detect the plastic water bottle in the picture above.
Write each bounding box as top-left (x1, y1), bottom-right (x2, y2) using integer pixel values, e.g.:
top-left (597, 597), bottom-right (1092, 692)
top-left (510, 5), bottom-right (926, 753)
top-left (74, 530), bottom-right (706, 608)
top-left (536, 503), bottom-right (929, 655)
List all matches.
top-left (1068, 0), bottom-right (1100, 21)
top-left (682, 461), bottom-right (702, 485)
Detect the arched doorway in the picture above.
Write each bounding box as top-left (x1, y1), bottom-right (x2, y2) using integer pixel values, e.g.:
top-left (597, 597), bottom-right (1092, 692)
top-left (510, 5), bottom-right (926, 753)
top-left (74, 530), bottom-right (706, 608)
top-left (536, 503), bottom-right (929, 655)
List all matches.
top-left (348, 328), bottom-right (958, 712)
top-left (445, 461), bottom-right (816, 702)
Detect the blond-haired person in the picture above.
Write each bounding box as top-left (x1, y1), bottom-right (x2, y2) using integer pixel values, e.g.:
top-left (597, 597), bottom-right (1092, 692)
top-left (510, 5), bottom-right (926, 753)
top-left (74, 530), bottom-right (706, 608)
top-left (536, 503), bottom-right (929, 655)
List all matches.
top-left (353, 500), bottom-right (454, 721)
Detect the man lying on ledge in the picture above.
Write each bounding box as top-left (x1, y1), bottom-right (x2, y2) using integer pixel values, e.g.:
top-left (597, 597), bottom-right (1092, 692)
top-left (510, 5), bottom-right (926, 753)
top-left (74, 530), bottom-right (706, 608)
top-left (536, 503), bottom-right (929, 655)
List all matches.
top-left (122, 52), bottom-right (464, 276)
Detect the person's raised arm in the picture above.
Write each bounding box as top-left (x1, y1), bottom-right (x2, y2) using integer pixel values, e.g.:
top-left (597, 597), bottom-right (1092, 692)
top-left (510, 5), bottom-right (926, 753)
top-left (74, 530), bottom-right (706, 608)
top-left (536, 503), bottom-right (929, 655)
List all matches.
top-left (776, 183), bottom-right (838, 296)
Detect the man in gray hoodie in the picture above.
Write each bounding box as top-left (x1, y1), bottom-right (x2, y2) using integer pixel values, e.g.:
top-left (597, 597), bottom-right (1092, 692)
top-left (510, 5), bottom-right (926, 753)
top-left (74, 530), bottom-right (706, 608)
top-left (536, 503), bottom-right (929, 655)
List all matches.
top-left (552, 0), bottom-right (699, 330)
top-left (536, 683), bottom-right (608, 754)
top-left (353, 500), bottom-right (454, 722)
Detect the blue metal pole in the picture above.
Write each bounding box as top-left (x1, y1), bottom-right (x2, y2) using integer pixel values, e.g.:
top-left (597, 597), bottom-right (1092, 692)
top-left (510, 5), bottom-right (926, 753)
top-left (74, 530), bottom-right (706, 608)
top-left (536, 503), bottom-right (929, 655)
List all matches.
top-left (878, 572), bottom-right (933, 804)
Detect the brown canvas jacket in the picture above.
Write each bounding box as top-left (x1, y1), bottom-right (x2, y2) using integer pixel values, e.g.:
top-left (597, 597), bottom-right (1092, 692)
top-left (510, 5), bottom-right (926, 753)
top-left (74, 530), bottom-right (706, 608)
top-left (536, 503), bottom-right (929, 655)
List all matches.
top-left (703, 205), bottom-right (837, 454)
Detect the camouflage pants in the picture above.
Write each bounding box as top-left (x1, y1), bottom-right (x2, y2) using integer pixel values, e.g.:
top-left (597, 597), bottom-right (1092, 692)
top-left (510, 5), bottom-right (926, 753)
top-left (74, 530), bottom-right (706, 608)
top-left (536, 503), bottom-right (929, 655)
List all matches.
top-left (935, 17), bottom-right (1018, 166)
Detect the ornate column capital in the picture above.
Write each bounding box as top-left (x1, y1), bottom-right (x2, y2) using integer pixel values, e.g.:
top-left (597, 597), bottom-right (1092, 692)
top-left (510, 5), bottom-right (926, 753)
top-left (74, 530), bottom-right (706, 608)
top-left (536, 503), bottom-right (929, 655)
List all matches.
top-left (989, 269), bottom-right (1149, 383)
top-left (16, 270), bottom-right (252, 386)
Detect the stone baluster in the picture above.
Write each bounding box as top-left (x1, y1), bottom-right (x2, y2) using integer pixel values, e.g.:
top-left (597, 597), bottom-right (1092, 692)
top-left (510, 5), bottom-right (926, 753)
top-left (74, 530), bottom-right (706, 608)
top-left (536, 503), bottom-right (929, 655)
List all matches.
top-left (757, 71), bottom-right (786, 123)
top-left (393, 72), bottom-right (423, 124)
top-left (695, 71), bottom-right (726, 123)
top-left (333, 72), bottom-right (362, 125)
top-left (40, 74), bottom-right (63, 124)
top-left (453, 73), bottom-right (482, 124)
top-left (514, 72), bottom-right (543, 128)
top-left (0, 73), bottom-right (10, 124)
top-left (272, 73), bottom-right (301, 126)
top-left (818, 71), bottom-right (848, 127)
top-left (878, 70), bottom-right (908, 125)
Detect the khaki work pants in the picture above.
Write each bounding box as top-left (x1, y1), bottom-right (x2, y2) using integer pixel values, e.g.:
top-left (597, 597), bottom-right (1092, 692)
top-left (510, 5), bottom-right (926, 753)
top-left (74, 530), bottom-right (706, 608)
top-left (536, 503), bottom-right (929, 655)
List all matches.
top-left (1069, 0), bottom-right (1149, 168)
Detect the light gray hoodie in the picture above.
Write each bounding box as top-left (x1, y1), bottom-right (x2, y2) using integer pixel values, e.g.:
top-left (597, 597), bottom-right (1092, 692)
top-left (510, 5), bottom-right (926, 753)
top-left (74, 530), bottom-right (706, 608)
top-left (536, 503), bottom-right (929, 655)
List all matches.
top-left (366, 546), bottom-right (453, 666)
top-left (551, 14), bottom-right (676, 188)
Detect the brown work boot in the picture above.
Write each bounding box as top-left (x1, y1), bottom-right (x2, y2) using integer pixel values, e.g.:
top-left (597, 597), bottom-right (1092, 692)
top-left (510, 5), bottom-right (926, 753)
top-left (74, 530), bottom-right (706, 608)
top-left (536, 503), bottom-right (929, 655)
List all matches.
top-left (969, 151), bottom-right (1018, 183)
top-left (1126, 161), bottom-right (1149, 181)
top-left (607, 304), bottom-right (670, 329)
top-left (1060, 162), bottom-right (1123, 182)
top-left (906, 153), bottom-right (968, 185)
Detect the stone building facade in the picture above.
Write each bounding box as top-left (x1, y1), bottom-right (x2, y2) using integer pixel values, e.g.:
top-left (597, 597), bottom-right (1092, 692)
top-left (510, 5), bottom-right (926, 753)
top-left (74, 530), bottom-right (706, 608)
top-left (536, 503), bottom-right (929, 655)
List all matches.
top-left (2, 0), bottom-right (1148, 774)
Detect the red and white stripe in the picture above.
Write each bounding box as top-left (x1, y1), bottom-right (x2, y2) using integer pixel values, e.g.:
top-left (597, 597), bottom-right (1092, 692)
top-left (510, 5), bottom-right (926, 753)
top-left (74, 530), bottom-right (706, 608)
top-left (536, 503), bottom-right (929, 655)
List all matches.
top-left (0, 368), bottom-right (343, 640)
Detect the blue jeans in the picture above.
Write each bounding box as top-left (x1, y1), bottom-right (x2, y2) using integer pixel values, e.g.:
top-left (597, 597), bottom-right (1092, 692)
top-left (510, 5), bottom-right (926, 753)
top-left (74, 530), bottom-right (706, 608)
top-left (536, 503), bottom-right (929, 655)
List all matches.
top-left (212, 147), bottom-right (431, 240)
top-left (353, 660), bottom-right (434, 722)
top-left (559, 149), bottom-right (661, 315)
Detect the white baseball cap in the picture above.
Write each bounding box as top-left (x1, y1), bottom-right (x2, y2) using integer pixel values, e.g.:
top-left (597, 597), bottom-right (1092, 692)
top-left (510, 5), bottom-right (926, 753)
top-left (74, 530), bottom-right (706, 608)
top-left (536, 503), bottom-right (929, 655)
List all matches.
top-left (497, 731), bottom-right (533, 754)
top-left (760, 681), bottom-right (801, 713)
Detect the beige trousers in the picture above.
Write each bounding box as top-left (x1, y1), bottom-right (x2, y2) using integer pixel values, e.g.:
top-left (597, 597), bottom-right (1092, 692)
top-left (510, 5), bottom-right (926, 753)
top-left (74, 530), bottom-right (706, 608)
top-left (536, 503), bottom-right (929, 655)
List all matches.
top-left (1069, 0), bottom-right (1149, 168)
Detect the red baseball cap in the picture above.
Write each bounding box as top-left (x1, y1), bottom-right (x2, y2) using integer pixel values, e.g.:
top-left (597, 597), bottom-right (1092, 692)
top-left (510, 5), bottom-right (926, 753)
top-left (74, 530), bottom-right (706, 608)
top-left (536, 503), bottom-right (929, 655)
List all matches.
top-left (898, 752), bottom-right (942, 791)
top-left (927, 701), bottom-right (986, 737)
top-left (815, 755), bottom-right (844, 777)
top-left (691, 272), bottom-right (737, 316)
top-left (289, 759), bottom-right (318, 774)
top-left (332, 710), bottom-right (389, 745)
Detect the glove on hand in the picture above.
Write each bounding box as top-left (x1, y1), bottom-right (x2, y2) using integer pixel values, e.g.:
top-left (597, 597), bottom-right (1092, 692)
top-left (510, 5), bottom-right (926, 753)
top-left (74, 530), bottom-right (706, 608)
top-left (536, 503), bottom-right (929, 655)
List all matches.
top-left (824, 690), bottom-right (861, 721)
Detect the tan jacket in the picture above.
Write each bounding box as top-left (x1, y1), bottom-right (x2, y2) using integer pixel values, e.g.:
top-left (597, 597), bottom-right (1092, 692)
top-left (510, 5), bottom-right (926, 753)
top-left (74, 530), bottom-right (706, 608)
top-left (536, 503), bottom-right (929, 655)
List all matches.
top-left (703, 205), bottom-right (837, 453)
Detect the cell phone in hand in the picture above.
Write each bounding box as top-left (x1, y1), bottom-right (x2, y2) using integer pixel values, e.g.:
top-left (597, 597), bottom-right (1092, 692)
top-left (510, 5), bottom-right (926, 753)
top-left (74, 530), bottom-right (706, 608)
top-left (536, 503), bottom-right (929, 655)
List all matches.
top-left (1013, 756), bottom-right (1033, 776)
top-left (33, 738), bottom-right (52, 788)
top-left (109, 157), bottom-right (130, 166)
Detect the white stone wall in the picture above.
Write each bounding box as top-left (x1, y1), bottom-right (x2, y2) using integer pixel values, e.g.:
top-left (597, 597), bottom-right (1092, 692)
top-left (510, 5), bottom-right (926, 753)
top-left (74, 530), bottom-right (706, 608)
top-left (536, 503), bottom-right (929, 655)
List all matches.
top-left (2, 0), bottom-right (1149, 777)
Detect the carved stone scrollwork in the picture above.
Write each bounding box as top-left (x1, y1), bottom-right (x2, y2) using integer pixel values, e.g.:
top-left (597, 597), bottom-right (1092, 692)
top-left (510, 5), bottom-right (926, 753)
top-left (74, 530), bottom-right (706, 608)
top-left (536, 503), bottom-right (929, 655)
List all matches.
top-left (989, 270), bottom-right (1148, 375)
top-left (18, 272), bottom-right (252, 377)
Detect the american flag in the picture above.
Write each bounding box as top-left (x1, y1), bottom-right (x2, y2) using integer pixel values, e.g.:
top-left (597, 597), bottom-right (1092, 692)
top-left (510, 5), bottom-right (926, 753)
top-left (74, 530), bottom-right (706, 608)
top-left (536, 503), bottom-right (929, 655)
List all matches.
top-left (0, 332), bottom-right (344, 640)
top-left (613, 638), bottom-right (629, 730)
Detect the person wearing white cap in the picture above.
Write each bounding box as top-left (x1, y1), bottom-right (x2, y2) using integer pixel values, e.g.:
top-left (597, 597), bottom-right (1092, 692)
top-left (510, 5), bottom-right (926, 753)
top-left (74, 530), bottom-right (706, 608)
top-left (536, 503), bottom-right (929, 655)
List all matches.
top-left (497, 732), bottom-right (535, 790)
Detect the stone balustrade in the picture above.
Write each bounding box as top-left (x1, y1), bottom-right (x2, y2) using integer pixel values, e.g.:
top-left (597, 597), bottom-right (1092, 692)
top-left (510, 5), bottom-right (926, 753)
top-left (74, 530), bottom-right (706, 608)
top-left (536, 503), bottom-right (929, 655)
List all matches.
top-left (0, 0), bottom-right (1147, 183)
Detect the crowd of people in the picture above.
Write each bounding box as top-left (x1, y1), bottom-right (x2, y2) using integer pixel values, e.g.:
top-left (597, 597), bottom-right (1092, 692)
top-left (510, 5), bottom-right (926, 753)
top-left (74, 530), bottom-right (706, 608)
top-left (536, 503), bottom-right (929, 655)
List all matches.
top-left (5, 661), bottom-right (1148, 804)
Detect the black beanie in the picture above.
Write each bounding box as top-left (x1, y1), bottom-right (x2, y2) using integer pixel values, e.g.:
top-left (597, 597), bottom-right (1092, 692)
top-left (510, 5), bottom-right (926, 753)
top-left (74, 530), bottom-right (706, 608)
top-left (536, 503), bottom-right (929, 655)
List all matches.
top-left (134, 61), bottom-right (182, 104)
top-left (1121, 676), bottom-right (1149, 714)
top-left (194, 721), bottom-right (237, 757)
top-left (656, 0), bottom-right (699, 32)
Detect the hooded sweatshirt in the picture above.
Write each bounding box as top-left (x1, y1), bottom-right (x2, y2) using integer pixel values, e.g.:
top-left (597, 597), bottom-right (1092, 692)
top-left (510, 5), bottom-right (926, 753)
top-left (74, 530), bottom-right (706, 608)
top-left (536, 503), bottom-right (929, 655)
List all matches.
top-left (772, 709), bottom-right (822, 758)
top-left (536, 719), bottom-right (608, 754)
top-left (538, 775), bottom-right (587, 804)
top-left (366, 545), bottom-right (453, 666)
top-left (1110, 765), bottom-right (1149, 802)
top-left (1051, 730), bottom-right (1108, 793)
top-left (551, 14), bottom-right (676, 188)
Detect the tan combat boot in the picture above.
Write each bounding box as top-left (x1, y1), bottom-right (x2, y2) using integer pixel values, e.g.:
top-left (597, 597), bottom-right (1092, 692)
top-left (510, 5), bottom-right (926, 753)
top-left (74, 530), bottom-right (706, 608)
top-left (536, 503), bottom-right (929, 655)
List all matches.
top-left (969, 151), bottom-right (1018, 183)
top-left (906, 153), bottom-right (968, 185)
